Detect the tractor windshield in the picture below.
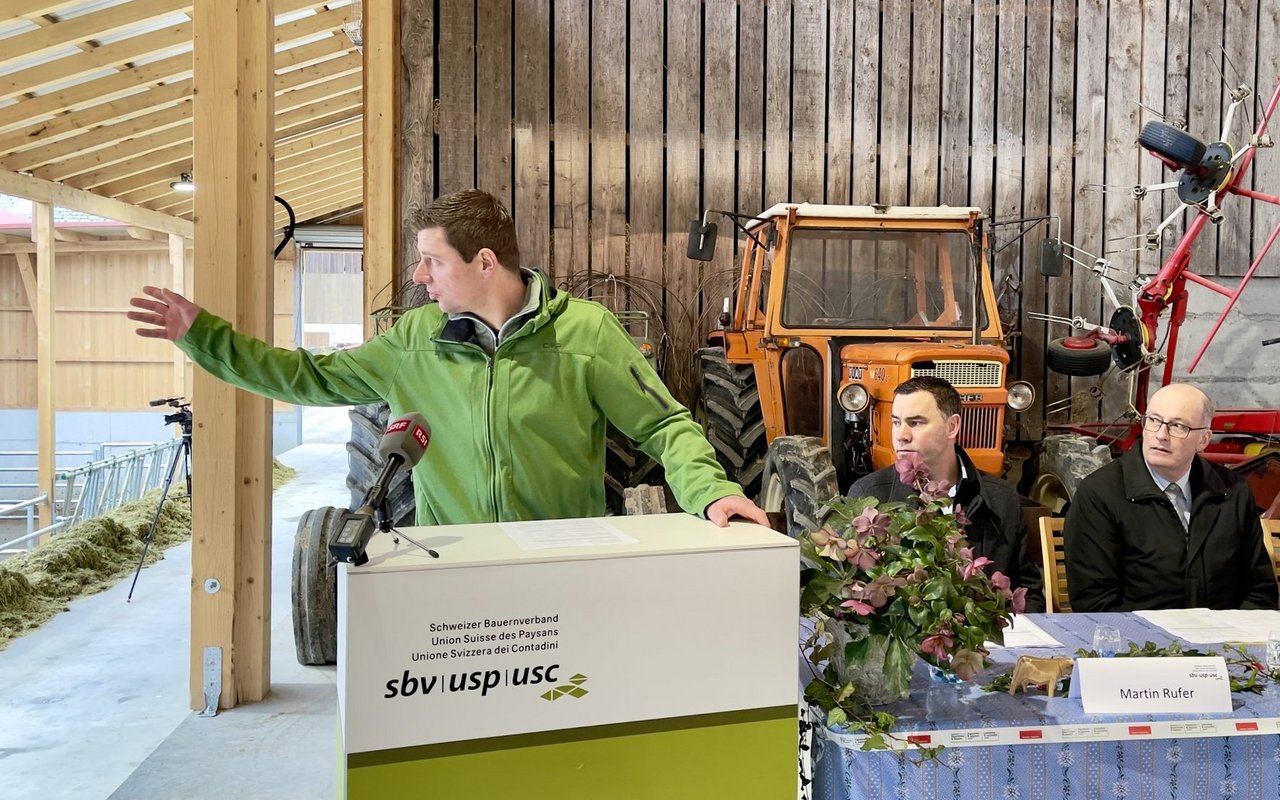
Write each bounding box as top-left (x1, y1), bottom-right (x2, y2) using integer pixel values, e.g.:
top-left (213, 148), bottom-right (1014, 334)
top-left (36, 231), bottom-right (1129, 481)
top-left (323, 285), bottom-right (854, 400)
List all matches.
top-left (781, 227), bottom-right (984, 331)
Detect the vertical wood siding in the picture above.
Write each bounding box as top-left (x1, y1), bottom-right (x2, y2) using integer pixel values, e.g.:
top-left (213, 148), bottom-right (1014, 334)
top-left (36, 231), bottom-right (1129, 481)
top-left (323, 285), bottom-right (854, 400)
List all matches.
top-left (396, 0), bottom-right (1280, 423)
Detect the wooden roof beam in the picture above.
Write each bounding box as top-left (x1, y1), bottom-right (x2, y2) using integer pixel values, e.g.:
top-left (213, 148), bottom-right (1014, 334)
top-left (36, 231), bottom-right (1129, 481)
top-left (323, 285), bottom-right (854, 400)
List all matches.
top-left (0, 81), bottom-right (190, 157)
top-left (0, 0), bottom-right (192, 69)
top-left (112, 90), bottom-right (362, 206)
top-left (120, 103), bottom-right (363, 208)
top-left (97, 113), bottom-right (362, 199)
top-left (0, 2), bottom-right (87, 21)
top-left (297, 200), bottom-right (363, 227)
top-left (0, 168), bottom-right (192, 236)
top-left (33, 61), bottom-right (361, 184)
top-left (280, 174), bottom-right (364, 208)
top-left (154, 140), bottom-right (363, 215)
top-left (9, 100), bottom-right (195, 172)
top-left (0, 1), bottom-right (350, 105)
top-left (0, 26), bottom-right (351, 143)
top-left (278, 185), bottom-right (364, 227)
top-left (0, 23), bottom-right (190, 104)
top-left (0, 42), bottom-right (353, 162)
top-left (157, 150), bottom-right (364, 215)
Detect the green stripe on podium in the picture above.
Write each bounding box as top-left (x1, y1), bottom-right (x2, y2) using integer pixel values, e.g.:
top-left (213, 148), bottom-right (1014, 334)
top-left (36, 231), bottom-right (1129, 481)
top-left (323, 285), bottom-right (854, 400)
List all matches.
top-left (344, 704), bottom-right (796, 799)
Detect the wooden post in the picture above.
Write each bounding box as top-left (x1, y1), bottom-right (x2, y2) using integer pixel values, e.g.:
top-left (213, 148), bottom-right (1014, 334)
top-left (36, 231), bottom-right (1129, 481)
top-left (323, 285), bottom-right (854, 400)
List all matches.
top-left (363, 0), bottom-right (399, 338)
top-left (33, 202), bottom-right (54, 539)
top-left (169, 233), bottom-right (187, 397)
top-left (190, 0), bottom-right (274, 711)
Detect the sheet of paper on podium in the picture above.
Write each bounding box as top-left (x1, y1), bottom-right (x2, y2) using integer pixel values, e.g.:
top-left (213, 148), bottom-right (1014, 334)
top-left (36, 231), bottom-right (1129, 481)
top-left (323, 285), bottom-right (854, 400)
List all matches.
top-left (500, 518), bottom-right (639, 550)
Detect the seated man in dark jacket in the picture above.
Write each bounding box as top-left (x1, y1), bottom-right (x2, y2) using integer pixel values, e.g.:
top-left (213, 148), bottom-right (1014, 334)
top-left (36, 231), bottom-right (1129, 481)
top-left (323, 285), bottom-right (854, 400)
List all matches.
top-left (846, 376), bottom-right (1044, 613)
top-left (1064, 383), bottom-right (1278, 611)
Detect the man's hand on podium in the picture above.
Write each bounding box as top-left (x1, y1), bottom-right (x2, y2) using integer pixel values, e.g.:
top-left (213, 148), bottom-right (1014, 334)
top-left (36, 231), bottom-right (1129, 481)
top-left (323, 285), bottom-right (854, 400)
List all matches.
top-left (706, 495), bottom-right (769, 528)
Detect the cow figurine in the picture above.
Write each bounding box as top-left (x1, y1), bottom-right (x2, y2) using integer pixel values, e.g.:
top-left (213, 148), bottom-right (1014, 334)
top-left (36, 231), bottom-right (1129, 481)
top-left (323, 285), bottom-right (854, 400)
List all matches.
top-left (1007, 655), bottom-right (1075, 697)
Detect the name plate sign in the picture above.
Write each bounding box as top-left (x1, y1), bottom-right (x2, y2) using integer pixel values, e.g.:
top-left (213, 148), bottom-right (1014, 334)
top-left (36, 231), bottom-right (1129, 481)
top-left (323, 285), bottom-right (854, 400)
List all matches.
top-left (1074, 656), bottom-right (1232, 715)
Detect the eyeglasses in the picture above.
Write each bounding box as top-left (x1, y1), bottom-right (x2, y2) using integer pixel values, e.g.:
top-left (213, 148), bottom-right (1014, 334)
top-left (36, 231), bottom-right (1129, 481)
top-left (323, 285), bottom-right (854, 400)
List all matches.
top-left (1141, 414), bottom-right (1209, 439)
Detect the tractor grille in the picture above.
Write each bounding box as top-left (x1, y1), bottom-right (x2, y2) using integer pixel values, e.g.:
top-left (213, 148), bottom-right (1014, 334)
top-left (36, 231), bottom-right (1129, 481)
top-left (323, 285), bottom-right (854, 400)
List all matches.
top-left (912, 360), bottom-right (1003, 388)
top-left (959, 405), bottom-right (1001, 450)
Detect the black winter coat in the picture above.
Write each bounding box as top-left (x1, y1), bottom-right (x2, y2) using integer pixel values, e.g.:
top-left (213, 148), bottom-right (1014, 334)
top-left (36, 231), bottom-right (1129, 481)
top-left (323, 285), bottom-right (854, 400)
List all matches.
top-left (1063, 447), bottom-right (1278, 612)
top-left (846, 446), bottom-right (1045, 614)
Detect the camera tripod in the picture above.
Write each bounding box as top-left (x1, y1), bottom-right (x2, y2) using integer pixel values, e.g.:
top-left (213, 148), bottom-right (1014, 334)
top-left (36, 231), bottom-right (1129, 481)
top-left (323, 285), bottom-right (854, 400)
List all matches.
top-left (126, 398), bottom-right (193, 602)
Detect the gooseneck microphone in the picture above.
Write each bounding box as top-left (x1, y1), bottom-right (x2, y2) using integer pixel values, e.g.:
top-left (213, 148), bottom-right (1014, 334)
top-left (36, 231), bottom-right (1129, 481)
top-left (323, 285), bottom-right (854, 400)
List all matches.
top-left (329, 413), bottom-right (432, 565)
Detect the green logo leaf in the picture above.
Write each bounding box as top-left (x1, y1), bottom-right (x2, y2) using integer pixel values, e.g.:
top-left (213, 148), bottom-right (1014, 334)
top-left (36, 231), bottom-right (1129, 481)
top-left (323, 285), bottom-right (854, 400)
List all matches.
top-left (540, 674), bottom-right (590, 701)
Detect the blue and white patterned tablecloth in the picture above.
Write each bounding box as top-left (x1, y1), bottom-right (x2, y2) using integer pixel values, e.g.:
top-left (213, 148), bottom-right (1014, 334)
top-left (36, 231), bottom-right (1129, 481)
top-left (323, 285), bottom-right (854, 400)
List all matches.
top-left (810, 613), bottom-right (1280, 800)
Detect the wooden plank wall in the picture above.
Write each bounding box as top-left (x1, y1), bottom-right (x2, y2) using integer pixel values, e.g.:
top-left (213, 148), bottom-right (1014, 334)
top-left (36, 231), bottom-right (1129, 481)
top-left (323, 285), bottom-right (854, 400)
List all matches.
top-left (396, 0), bottom-right (1280, 424)
top-left (0, 248), bottom-right (295, 410)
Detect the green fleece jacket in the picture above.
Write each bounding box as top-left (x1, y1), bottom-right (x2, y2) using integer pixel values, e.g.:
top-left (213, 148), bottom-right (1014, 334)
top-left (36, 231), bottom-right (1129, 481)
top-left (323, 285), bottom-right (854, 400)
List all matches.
top-left (176, 274), bottom-right (743, 525)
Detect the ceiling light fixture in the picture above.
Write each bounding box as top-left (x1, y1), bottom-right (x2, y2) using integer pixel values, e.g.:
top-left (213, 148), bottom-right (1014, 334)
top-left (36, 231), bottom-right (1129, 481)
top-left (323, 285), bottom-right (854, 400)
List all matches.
top-left (170, 172), bottom-right (195, 192)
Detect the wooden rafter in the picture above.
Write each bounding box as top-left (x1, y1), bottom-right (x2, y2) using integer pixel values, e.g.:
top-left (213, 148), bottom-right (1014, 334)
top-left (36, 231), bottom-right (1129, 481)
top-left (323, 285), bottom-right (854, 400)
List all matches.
top-left (124, 96), bottom-right (362, 208)
top-left (3, 13), bottom-right (355, 171)
top-left (34, 57), bottom-right (360, 188)
top-left (156, 131), bottom-right (363, 214)
top-left (0, 21), bottom-right (350, 146)
top-left (0, 0), bottom-right (337, 103)
top-left (0, 0), bottom-right (191, 69)
top-left (0, 0), bottom-right (364, 230)
top-left (98, 108), bottom-right (362, 203)
top-left (0, 168), bottom-right (193, 236)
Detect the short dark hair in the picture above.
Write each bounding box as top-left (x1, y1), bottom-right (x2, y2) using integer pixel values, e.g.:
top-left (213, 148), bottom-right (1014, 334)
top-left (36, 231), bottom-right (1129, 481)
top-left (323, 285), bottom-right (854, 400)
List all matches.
top-left (894, 376), bottom-right (960, 418)
top-left (413, 189), bottom-right (521, 272)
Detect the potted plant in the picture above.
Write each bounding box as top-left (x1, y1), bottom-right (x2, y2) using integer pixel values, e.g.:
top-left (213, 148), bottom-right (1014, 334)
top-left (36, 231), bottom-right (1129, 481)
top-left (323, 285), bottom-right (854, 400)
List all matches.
top-left (801, 453), bottom-right (1026, 721)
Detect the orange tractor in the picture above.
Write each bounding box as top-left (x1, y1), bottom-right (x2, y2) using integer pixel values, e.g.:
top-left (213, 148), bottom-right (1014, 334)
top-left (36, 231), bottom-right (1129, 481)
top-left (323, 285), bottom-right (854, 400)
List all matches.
top-left (689, 203), bottom-right (1035, 536)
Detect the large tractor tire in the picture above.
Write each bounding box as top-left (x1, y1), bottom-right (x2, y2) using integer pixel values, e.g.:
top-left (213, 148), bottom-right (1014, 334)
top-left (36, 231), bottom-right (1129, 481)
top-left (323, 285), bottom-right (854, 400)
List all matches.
top-left (1020, 434), bottom-right (1114, 515)
top-left (604, 425), bottom-right (665, 515)
top-left (696, 347), bottom-right (767, 498)
top-left (291, 505), bottom-right (342, 665)
top-left (759, 435), bottom-right (839, 540)
top-left (346, 402), bottom-right (416, 526)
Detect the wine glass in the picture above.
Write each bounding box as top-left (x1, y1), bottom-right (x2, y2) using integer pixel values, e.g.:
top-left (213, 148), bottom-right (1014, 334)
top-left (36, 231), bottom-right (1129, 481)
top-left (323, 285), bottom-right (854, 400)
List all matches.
top-left (1266, 630), bottom-right (1280, 673)
top-left (1092, 625), bottom-right (1122, 658)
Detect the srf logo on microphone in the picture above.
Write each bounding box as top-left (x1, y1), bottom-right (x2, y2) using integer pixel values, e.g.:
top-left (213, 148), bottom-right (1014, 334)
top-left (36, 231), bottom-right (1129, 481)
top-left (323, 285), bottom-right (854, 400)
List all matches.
top-left (411, 425), bottom-right (430, 449)
top-left (385, 419), bottom-right (410, 434)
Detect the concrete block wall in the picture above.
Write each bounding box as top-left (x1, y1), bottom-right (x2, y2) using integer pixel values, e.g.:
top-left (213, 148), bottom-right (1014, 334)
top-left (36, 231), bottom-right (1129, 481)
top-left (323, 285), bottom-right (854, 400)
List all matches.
top-left (1171, 275), bottom-right (1280, 411)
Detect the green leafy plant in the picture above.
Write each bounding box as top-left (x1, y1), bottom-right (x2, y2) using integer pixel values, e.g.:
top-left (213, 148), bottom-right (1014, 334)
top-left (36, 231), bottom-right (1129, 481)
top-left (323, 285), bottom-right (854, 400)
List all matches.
top-left (801, 453), bottom-right (1024, 738)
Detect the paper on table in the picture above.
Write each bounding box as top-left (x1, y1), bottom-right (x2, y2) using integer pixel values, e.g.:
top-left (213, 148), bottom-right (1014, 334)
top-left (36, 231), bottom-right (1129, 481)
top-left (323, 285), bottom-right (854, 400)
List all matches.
top-left (1132, 608), bottom-right (1279, 644)
top-left (986, 615), bottom-right (1063, 649)
top-left (1214, 609), bottom-right (1280, 642)
top-left (501, 518), bottom-right (639, 551)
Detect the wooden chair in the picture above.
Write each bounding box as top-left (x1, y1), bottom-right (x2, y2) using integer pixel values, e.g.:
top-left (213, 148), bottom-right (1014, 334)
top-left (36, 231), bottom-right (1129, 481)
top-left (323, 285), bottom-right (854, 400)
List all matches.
top-left (1038, 516), bottom-right (1071, 613)
top-left (1263, 517), bottom-right (1280, 585)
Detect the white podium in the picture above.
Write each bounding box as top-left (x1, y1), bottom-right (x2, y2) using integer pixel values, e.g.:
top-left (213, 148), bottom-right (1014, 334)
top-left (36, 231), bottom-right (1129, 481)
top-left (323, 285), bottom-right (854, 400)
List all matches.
top-left (336, 513), bottom-right (798, 799)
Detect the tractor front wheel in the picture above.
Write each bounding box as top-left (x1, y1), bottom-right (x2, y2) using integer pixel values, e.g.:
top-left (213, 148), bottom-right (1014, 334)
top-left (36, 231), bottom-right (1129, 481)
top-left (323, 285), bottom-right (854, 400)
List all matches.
top-left (759, 436), bottom-right (839, 539)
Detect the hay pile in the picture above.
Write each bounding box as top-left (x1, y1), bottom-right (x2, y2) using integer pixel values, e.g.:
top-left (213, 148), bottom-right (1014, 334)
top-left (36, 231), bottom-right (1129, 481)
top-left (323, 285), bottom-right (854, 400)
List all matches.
top-left (0, 459), bottom-right (298, 650)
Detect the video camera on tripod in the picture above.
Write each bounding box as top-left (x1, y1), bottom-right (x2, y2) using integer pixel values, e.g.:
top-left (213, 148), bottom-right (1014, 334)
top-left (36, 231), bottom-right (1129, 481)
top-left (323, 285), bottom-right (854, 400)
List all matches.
top-left (128, 396), bottom-right (194, 602)
top-left (149, 396), bottom-right (192, 430)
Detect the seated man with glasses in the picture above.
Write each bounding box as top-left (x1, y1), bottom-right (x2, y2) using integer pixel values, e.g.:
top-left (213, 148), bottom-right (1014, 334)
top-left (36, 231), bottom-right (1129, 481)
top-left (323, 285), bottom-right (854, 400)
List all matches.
top-left (1064, 383), bottom-right (1278, 611)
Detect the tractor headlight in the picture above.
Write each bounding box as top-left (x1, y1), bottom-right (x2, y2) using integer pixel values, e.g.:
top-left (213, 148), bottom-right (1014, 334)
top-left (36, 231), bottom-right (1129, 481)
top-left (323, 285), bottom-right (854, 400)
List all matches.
top-left (1007, 381), bottom-right (1035, 412)
top-left (838, 383), bottom-right (870, 413)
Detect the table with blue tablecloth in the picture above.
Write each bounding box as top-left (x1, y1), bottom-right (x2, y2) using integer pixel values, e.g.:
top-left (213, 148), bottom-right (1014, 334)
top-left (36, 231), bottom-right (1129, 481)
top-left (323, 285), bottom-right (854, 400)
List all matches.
top-left (809, 612), bottom-right (1280, 800)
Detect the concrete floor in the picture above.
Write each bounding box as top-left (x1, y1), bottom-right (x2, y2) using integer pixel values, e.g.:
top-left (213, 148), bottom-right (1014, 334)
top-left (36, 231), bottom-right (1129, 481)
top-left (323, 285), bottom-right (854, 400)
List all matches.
top-left (0, 407), bottom-right (353, 800)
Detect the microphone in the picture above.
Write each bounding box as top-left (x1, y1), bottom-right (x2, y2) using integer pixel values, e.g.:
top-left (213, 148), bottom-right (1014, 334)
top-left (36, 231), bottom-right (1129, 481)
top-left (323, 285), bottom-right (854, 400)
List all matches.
top-left (362, 412), bottom-right (431, 513)
top-left (328, 412), bottom-right (431, 565)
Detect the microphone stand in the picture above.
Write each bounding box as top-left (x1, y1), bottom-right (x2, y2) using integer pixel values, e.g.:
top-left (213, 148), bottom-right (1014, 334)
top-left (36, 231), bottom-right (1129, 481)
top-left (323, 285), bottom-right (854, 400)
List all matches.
top-left (378, 496), bottom-right (440, 559)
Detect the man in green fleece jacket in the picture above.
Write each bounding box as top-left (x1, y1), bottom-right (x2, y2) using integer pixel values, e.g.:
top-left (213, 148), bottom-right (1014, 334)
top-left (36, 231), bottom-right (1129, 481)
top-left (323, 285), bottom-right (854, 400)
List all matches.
top-left (128, 189), bottom-right (766, 529)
